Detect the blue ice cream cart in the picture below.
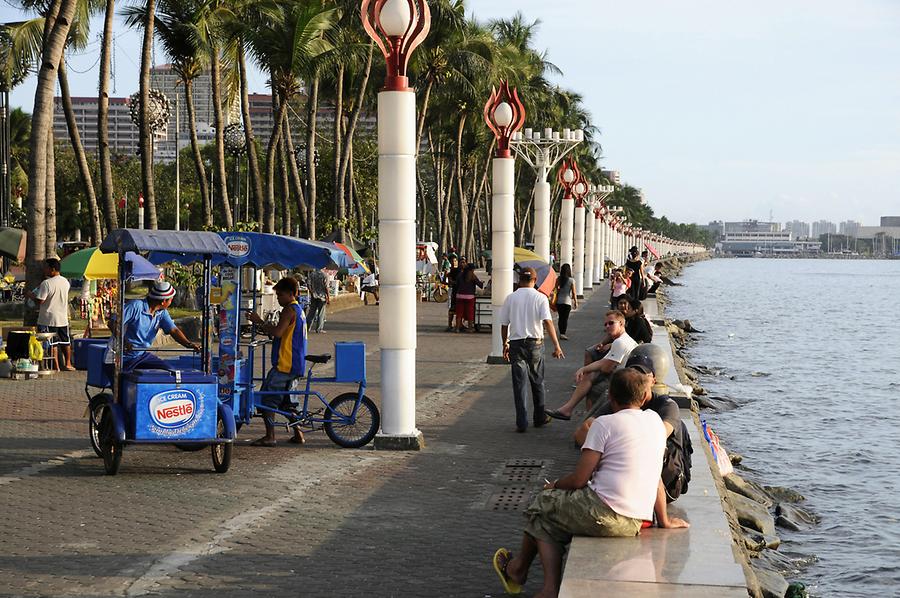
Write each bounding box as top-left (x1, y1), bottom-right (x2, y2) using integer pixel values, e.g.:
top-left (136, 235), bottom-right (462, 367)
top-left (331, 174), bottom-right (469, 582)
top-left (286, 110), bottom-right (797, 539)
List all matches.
top-left (91, 229), bottom-right (235, 475)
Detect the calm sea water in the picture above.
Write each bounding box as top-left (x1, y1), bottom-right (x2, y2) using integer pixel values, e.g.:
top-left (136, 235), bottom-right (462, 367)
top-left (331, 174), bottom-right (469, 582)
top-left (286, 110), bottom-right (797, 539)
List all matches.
top-left (667, 258), bottom-right (900, 598)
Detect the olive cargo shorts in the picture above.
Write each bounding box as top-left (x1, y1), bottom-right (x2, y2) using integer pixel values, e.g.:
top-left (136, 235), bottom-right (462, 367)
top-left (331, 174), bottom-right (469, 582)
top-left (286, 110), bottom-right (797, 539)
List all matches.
top-left (524, 487), bottom-right (642, 550)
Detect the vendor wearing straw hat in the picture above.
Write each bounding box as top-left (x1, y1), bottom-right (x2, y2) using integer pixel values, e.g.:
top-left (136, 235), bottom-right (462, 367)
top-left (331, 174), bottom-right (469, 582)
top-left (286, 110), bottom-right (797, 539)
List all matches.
top-left (105, 280), bottom-right (201, 374)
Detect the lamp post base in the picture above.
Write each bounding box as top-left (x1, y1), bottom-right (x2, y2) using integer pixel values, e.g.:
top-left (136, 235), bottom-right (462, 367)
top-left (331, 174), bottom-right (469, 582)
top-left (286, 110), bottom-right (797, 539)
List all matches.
top-left (374, 430), bottom-right (426, 451)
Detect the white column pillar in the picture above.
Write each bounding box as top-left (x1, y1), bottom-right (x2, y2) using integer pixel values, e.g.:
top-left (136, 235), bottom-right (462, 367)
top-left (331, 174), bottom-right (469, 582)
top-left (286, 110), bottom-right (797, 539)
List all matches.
top-left (560, 196), bottom-right (574, 268)
top-left (376, 90), bottom-right (422, 448)
top-left (595, 215), bottom-right (604, 281)
top-left (573, 203), bottom-right (585, 297)
top-left (584, 210), bottom-right (594, 291)
top-left (533, 179), bottom-right (551, 263)
top-left (489, 157), bottom-right (515, 363)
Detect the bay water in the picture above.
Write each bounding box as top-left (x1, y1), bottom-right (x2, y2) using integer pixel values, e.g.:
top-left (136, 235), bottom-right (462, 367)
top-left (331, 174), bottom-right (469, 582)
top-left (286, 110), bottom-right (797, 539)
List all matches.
top-left (666, 258), bottom-right (900, 598)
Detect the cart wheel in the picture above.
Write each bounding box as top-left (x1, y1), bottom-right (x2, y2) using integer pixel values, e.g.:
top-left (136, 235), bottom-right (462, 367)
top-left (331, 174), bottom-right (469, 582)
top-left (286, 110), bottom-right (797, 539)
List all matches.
top-left (432, 286), bottom-right (448, 303)
top-left (212, 416), bottom-right (232, 473)
top-left (324, 393), bottom-right (380, 448)
top-left (88, 393), bottom-right (111, 458)
top-left (99, 407), bottom-right (122, 475)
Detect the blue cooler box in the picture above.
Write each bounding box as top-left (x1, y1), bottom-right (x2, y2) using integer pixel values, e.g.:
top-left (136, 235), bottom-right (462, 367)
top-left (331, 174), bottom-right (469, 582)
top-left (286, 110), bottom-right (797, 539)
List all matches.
top-left (73, 338), bottom-right (109, 371)
top-left (334, 342), bottom-right (366, 383)
top-left (86, 343), bottom-right (111, 389)
top-left (123, 370), bottom-right (218, 440)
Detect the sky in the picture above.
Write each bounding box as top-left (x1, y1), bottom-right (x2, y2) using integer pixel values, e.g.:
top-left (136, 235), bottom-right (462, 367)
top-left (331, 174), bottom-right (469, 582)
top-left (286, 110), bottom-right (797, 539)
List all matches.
top-left (4, 0), bottom-right (900, 226)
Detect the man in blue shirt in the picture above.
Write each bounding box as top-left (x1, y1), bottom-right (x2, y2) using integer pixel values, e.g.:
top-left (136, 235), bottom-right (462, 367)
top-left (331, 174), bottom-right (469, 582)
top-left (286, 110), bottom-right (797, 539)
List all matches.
top-left (106, 281), bottom-right (200, 373)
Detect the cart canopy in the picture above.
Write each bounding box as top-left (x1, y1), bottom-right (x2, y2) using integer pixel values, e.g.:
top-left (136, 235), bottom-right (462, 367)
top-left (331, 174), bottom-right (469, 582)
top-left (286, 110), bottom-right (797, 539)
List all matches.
top-left (145, 232), bottom-right (333, 270)
top-left (100, 229), bottom-right (230, 256)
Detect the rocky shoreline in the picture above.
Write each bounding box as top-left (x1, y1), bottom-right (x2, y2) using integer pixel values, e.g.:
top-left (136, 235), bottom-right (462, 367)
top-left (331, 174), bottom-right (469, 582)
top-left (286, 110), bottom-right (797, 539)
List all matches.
top-left (656, 257), bottom-right (815, 598)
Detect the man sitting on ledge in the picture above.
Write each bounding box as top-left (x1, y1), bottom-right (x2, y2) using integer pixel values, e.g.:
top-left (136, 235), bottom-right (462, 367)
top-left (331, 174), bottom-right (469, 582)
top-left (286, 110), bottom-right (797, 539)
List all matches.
top-left (492, 368), bottom-right (666, 598)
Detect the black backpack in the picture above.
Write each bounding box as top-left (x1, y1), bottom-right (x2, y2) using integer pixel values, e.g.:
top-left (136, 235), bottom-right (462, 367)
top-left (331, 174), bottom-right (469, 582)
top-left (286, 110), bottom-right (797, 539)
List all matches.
top-left (661, 420), bottom-right (693, 502)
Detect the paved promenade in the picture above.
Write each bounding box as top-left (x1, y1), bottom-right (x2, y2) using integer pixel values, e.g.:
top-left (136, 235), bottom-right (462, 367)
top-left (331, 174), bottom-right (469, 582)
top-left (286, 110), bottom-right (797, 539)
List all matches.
top-left (1, 286), bottom-right (613, 597)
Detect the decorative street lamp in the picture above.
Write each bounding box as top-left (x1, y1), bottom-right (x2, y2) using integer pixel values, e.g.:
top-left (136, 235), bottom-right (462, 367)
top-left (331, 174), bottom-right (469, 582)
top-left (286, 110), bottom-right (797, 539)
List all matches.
top-left (556, 158), bottom-right (580, 269)
top-left (361, 0), bottom-right (430, 450)
top-left (224, 123), bottom-right (246, 222)
top-left (572, 172), bottom-right (588, 298)
top-left (483, 80), bottom-right (525, 363)
top-left (510, 127), bottom-right (582, 262)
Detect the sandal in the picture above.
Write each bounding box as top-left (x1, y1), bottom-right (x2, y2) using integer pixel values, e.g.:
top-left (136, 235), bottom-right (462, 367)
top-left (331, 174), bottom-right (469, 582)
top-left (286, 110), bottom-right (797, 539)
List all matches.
top-left (492, 548), bottom-right (523, 595)
top-left (249, 438), bottom-right (276, 447)
top-left (545, 409), bottom-right (571, 421)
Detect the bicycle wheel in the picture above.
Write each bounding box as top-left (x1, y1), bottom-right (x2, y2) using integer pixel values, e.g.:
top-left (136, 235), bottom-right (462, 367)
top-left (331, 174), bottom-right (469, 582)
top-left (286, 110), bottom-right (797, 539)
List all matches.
top-left (211, 416), bottom-right (232, 473)
top-left (88, 393), bottom-right (111, 458)
top-left (99, 407), bottom-right (122, 475)
top-left (432, 285), bottom-right (448, 303)
top-left (323, 393), bottom-right (380, 448)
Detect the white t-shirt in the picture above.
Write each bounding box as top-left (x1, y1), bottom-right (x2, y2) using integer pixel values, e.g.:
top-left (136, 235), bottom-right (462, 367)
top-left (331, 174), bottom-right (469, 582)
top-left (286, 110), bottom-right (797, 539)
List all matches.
top-left (605, 333), bottom-right (638, 368)
top-left (583, 409), bottom-right (666, 520)
top-left (35, 275), bottom-right (71, 327)
top-left (497, 287), bottom-right (552, 341)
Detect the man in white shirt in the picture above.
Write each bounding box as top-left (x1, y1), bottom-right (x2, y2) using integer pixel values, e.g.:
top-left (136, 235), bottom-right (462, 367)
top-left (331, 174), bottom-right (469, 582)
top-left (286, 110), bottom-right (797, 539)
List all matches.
top-left (546, 310), bottom-right (637, 420)
top-left (492, 368), bottom-right (667, 598)
top-left (498, 268), bottom-right (564, 433)
top-left (27, 258), bottom-right (74, 370)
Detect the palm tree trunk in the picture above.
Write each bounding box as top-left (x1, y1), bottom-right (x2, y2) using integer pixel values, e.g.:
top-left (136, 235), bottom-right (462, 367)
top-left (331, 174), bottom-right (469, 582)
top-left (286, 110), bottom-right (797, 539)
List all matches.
top-left (332, 64), bottom-right (344, 239)
top-left (97, 0), bottom-right (117, 231)
top-left (336, 41), bottom-right (373, 239)
top-left (277, 114), bottom-right (291, 235)
top-left (209, 46), bottom-right (232, 228)
top-left (264, 95), bottom-right (288, 233)
top-left (58, 58), bottom-right (102, 244)
top-left (238, 43), bottom-right (263, 225)
top-left (454, 114), bottom-right (469, 252)
top-left (415, 77), bottom-right (433, 155)
top-left (184, 81), bottom-right (211, 226)
top-left (305, 73), bottom-right (319, 239)
top-left (281, 111), bottom-right (308, 235)
top-left (138, 0), bottom-right (157, 228)
top-left (26, 0), bottom-right (77, 294)
top-left (45, 132), bottom-right (57, 256)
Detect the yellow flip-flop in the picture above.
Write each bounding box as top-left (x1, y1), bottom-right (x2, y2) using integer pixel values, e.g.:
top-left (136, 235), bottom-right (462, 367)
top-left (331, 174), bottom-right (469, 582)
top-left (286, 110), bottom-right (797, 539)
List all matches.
top-left (492, 547), bottom-right (523, 595)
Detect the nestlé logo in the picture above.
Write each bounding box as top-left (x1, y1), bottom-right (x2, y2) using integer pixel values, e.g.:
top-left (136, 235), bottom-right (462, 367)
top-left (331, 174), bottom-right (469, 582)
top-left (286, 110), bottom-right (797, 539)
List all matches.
top-left (149, 389), bottom-right (197, 428)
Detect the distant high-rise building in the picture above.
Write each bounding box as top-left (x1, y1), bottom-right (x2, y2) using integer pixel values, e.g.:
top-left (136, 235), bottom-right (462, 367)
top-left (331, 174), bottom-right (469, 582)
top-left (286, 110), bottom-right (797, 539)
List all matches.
top-left (839, 220), bottom-right (861, 237)
top-left (784, 220), bottom-right (810, 238)
top-left (52, 95), bottom-right (140, 155)
top-left (601, 169), bottom-right (621, 186)
top-left (881, 216), bottom-right (900, 227)
top-left (811, 220), bottom-right (837, 237)
top-left (723, 220), bottom-right (780, 233)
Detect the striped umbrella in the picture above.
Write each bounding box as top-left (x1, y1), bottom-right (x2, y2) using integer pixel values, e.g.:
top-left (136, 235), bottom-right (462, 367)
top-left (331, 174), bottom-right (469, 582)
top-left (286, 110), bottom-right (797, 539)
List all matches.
top-left (334, 242), bottom-right (369, 273)
top-left (513, 247), bottom-right (557, 297)
top-left (61, 247), bottom-right (161, 281)
top-left (0, 227), bottom-right (26, 263)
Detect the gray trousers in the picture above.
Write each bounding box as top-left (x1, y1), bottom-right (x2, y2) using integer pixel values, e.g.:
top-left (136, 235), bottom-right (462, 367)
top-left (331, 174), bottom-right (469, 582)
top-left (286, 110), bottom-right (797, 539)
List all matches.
top-left (508, 338), bottom-right (547, 431)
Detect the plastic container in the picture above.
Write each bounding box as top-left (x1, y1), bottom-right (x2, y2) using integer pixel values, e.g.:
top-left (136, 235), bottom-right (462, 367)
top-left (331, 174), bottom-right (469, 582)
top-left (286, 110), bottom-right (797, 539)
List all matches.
top-left (73, 338), bottom-right (109, 371)
top-left (86, 344), bottom-right (111, 389)
top-left (334, 342), bottom-right (366, 383)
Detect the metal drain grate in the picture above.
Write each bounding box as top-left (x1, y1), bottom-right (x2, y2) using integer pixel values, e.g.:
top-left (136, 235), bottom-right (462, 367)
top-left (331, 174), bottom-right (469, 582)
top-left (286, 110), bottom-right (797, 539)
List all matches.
top-left (505, 458), bottom-right (545, 467)
top-left (487, 486), bottom-right (533, 511)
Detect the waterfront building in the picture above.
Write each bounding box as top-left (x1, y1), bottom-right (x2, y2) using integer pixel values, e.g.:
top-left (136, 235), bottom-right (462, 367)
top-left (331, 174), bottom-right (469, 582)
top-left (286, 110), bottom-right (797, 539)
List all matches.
top-left (855, 225), bottom-right (900, 256)
top-left (784, 220), bottom-right (810, 238)
top-left (839, 220), bottom-right (861, 237)
top-left (881, 216), bottom-right (900, 227)
top-left (723, 220), bottom-right (781, 233)
top-left (811, 220), bottom-right (837, 237)
top-left (719, 230), bottom-right (821, 256)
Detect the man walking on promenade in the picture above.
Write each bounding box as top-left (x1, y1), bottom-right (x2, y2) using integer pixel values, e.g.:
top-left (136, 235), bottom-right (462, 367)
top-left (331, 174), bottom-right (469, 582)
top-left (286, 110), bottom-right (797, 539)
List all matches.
top-left (306, 268), bottom-right (330, 334)
top-left (27, 258), bottom-right (74, 370)
top-left (492, 368), bottom-right (667, 597)
top-left (498, 268), bottom-right (564, 432)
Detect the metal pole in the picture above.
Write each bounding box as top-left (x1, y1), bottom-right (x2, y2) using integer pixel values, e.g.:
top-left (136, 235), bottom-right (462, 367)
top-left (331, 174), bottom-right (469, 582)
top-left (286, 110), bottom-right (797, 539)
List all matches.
top-left (0, 88), bottom-right (9, 274)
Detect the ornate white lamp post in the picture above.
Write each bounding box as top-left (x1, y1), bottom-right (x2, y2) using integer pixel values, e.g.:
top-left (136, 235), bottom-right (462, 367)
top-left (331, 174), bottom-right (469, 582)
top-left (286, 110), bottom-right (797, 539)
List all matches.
top-left (509, 127), bottom-right (582, 262)
top-left (362, 0), bottom-right (430, 450)
top-left (572, 173), bottom-right (588, 298)
top-left (557, 158), bottom-right (579, 269)
top-left (484, 81), bottom-right (525, 363)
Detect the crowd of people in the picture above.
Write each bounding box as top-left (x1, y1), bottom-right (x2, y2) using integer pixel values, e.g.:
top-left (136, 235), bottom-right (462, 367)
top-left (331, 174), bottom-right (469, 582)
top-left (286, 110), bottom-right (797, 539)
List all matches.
top-left (493, 247), bottom-right (690, 598)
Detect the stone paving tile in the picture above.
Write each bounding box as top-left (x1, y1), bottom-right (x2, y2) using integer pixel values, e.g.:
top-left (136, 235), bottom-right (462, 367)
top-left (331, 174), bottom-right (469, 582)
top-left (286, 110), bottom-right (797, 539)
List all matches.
top-left (0, 291), bottom-right (609, 597)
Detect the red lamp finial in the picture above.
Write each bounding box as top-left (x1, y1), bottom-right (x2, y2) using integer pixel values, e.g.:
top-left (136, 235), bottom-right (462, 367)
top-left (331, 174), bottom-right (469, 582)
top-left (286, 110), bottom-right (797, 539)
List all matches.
top-left (483, 81), bottom-right (526, 159)
top-left (557, 158), bottom-right (581, 199)
top-left (361, 0), bottom-right (431, 92)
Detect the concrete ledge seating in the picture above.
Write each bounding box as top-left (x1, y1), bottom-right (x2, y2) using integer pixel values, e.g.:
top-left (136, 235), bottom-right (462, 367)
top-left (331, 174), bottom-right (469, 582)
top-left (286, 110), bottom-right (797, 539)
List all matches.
top-left (557, 300), bottom-right (748, 597)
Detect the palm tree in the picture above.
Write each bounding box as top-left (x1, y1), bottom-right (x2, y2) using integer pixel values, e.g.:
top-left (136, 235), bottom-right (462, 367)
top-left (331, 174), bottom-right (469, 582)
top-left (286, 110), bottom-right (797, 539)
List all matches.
top-left (23, 0), bottom-right (79, 292)
top-left (243, 1), bottom-right (335, 233)
top-left (136, 0), bottom-right (212, 226)
top-left (96, 0), bottom-right (117, 231)
top-left (136, 0), bottom-right (158, 228)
